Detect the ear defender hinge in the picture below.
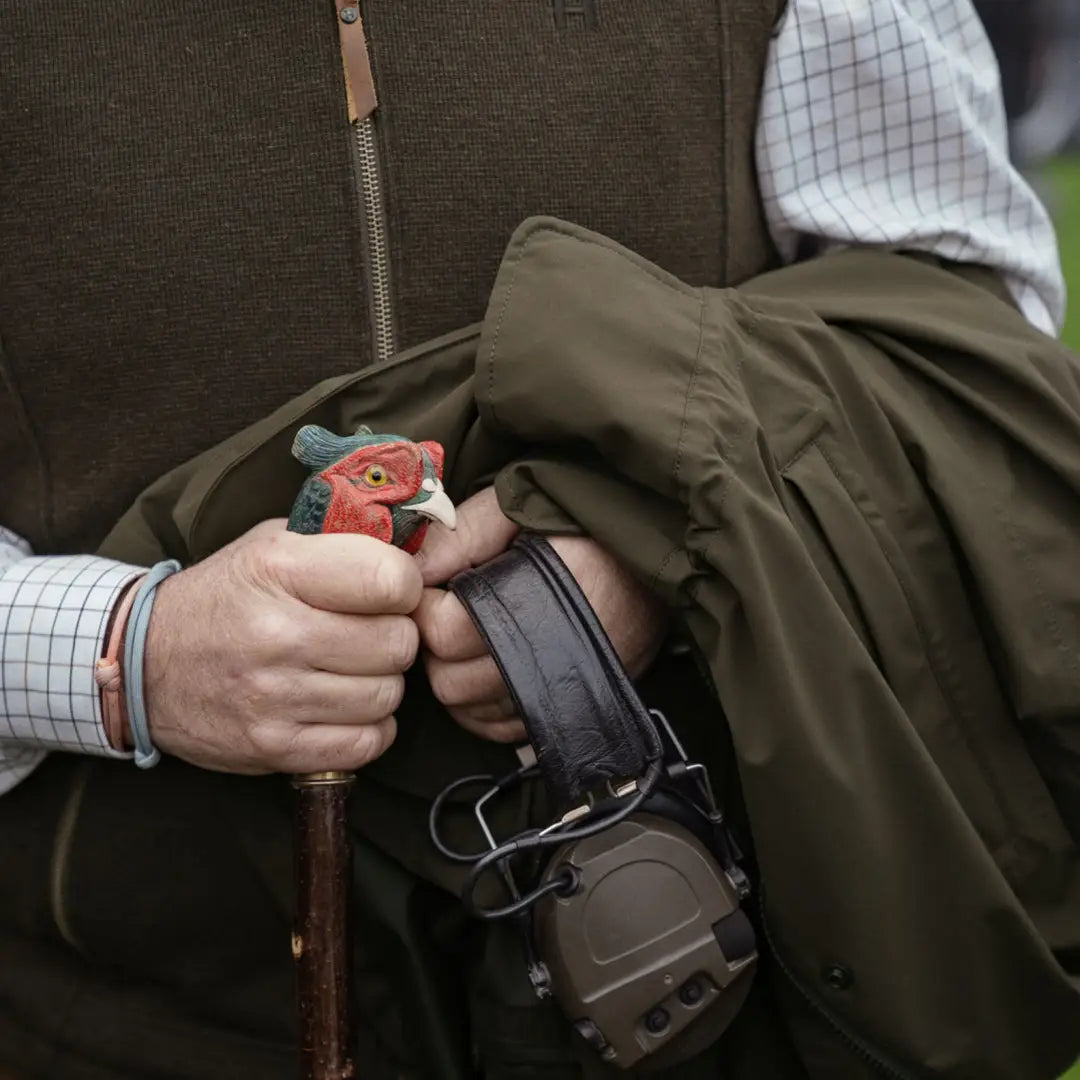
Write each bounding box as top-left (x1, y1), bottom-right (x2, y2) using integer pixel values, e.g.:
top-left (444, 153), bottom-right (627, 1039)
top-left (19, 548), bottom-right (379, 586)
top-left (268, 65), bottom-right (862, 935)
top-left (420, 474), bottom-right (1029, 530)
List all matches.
top-left (528, 959), bottom-right (553, 999)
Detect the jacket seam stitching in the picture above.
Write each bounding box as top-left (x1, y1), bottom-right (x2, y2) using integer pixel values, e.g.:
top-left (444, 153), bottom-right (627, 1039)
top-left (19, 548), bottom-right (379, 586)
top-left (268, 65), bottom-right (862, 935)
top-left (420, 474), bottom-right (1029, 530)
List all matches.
top-left (810, 437), bottom-right (1017, 832)
top-left (777, 423), bottom-right (829, 474)
top-left (715, 300), bottom-right (760, 514)
top-left (984, 479), bottom-right (1074, 682)
top-left (649, 545), bottom-right (684, 593)
top-left (672, 290), bottom-right (710, 490)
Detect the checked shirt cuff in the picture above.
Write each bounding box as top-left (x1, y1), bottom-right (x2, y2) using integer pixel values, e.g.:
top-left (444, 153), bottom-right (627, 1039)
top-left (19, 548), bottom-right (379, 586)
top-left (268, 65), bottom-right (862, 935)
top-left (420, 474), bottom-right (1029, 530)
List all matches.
top-left (0, 553), bottom-right (148, 794)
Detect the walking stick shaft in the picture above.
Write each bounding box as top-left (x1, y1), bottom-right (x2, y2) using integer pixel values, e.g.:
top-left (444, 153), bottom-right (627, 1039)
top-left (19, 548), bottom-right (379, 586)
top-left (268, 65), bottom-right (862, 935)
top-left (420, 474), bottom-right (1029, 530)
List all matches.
top-left (293, 771), bottom-right (356, 1080)
top-left (284, 424), bottom-right (454, 1076)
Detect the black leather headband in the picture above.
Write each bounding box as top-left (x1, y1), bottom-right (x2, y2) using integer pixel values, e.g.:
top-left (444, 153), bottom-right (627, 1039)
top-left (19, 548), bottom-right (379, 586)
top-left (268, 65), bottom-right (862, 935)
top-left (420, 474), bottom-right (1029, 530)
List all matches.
top-left (449, 534), bottom-right (661, 804)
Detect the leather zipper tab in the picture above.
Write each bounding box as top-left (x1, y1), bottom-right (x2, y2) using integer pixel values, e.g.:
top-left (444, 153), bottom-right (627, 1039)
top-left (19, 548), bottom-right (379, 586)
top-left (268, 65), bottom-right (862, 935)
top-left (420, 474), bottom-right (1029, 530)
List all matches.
top-left (336, 2), bottom-right (376, 122)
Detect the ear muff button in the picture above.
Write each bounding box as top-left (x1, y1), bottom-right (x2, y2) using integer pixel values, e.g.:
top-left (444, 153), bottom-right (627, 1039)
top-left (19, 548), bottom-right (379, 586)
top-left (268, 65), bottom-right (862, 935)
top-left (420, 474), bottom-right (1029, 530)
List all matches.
top-left (678, 979), bottom-right (704, 1007)
top-left (644, 1008), bottom-right (670, 1035)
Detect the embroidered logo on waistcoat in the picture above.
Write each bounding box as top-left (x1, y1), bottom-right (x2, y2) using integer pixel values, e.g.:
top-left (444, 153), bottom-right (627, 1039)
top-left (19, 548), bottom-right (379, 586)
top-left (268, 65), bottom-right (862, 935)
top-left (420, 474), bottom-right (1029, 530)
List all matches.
top-left (552, 0), bottom-right (598, 30)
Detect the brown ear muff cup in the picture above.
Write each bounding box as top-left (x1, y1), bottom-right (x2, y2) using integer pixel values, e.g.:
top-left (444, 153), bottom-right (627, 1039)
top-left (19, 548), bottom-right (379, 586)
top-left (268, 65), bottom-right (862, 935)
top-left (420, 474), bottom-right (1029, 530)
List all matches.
top-left (534, 813), bottom-right (756, 1069)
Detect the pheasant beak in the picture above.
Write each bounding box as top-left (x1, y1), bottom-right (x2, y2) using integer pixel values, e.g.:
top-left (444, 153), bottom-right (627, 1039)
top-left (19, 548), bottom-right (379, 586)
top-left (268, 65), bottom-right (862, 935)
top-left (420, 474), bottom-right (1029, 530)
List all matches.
top-left (403, 478), bottom-right (457, 530)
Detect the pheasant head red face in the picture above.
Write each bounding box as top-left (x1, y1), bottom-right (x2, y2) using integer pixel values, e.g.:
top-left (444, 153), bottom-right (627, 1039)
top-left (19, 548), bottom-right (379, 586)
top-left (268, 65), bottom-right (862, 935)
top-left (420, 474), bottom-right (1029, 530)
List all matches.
top-left (287, 425), bottom-right (455, 553)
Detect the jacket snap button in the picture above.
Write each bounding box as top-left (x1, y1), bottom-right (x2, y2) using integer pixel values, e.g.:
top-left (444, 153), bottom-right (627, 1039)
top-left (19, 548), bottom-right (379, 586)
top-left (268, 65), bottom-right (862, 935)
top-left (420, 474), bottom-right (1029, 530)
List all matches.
top-left (340, 6), bottom-right (359, 23)
top-left (823, 964), bottom-right (853, 990)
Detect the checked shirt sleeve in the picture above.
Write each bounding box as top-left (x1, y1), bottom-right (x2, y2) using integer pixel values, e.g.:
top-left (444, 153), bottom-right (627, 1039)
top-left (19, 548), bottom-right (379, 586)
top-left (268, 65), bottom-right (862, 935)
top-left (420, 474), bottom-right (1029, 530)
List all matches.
top-left (757, 0), bottom-right (1065, 337)
top-left (0, 528), bottom-right (145, 795)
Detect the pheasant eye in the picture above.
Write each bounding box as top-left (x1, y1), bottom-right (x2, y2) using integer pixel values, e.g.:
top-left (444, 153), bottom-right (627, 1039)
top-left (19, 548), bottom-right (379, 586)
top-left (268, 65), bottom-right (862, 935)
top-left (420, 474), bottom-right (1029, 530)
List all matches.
top-left (364, 464), bottom-right (388, 487)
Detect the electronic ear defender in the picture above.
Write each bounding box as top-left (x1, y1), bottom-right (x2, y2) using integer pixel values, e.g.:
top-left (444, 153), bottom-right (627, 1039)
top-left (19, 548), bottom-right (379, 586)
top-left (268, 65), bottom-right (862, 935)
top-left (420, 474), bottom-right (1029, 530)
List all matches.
top-left (429, 535), bottom-right (757, 1069)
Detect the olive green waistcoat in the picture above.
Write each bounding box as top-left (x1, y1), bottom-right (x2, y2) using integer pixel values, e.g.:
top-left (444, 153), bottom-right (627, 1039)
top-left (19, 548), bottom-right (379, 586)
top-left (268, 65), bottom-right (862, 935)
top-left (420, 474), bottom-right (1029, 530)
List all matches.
top-left (0, 0), bottom-right (782, 554)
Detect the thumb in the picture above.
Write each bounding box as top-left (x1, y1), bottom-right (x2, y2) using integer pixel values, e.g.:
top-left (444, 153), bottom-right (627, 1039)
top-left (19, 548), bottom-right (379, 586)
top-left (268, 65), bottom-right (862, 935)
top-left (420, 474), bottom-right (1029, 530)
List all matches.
top-left (414, 486), bottom-right (520, 586)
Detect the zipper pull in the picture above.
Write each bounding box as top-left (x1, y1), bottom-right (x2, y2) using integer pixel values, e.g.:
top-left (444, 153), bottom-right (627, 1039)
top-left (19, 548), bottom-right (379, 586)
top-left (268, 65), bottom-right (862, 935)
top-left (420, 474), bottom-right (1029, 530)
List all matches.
top-left (335, 2), bottom-right (377, 123)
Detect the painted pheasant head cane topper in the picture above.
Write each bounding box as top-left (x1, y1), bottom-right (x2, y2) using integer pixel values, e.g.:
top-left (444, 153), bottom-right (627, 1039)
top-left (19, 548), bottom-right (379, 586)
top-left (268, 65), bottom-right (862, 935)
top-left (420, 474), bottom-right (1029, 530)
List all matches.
top-left (287, 424), bottom-right (456, 551)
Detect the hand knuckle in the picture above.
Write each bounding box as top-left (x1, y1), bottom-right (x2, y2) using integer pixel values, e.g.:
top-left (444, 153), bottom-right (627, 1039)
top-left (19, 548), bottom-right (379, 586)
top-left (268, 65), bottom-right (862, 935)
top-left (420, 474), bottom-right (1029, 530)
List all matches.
top-left (384, 617), bottom-right (419, 671)
top-left (237, 666), bottom-right (278, 711)
top-left (246, 721), bottom-right (283, 760)
top-left (370, 553), bottom-right (409, 609)
top-left (375, 551), bottom-right (422, 612)
top-left (246, 518), bottom-right (287, 542)
top-left (249, 530), bottom-right (293, 579)
top-left (250, 609), bottom-right (294, 649)
top-left (347, 719), bottom-right (396, 768)
top-left (420, 611), bottom-right (450, 659)
top-left (449, 707), bottom-right (490, 740)
top-left (427, 662), bottom-right (462, 708)
top-left (249, 539), bottom-right (309, 602)
top-left (371, 675), bottom-right (405, 717)
top-left (490, 721), bottom-right (527, 745)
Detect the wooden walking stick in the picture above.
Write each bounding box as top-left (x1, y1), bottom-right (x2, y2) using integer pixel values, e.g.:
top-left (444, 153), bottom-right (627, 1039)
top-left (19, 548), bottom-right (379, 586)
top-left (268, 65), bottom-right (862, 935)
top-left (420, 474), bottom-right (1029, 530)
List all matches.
top-left (292, 768), bottom-right (357, 1078)
top-left (287, 425), bottom-right (456, 1079)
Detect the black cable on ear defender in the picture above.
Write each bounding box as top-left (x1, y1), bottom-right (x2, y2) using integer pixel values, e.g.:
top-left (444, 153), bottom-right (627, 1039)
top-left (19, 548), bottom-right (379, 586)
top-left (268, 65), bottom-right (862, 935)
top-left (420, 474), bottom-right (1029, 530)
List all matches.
top-left (459, 756), bottom-right (665, 920)
top-left (427, 763), bottom-right (540, 865)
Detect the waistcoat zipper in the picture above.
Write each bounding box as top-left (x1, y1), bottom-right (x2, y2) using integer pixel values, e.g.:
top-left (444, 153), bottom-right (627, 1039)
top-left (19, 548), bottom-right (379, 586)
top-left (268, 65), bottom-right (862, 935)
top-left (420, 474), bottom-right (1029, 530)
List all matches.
top-left (337, 3), bottom-right (397, 365)
top-left (353, 115), bottom-right (396, 364)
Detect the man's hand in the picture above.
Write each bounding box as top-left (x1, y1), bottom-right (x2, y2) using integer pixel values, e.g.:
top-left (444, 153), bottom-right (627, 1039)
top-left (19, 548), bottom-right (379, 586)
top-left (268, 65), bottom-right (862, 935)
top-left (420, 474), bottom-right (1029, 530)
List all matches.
top-left (413, 488), bottom-right (667, 743)
top-left (144, 519), bottom-right (422, 774)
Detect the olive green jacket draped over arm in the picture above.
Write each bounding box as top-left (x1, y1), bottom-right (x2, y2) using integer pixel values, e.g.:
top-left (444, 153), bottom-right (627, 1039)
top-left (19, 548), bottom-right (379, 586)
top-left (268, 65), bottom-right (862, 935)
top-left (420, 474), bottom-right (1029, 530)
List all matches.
top-left (101, 218), bottom-right (1080, 1080)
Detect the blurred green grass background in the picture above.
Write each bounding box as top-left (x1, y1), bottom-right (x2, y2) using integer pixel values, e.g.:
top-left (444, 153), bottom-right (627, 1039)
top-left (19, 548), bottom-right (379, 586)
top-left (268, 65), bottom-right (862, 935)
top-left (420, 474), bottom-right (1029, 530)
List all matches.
top-left (1050, 155), bottom-right (1080, 350)
top-left (1035, 157), bottom-right (1078, 1080)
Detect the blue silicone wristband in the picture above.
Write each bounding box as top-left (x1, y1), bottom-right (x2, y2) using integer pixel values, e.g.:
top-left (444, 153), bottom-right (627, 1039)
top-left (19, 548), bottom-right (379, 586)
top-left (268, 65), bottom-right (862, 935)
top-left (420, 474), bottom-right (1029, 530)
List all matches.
top-left (123, 559), bottom-right (181, 769)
